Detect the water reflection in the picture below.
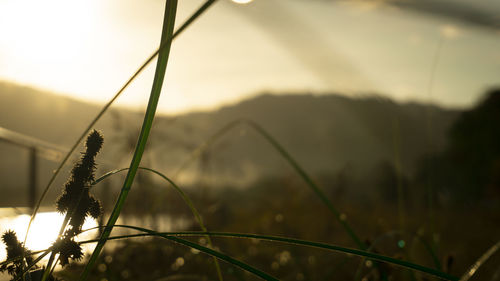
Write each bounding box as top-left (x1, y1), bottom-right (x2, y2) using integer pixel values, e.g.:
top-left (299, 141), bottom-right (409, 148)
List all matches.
top-left (0, 207), bottom-right (190, 277)
top-left (0, 208), bottom-right (98, 262)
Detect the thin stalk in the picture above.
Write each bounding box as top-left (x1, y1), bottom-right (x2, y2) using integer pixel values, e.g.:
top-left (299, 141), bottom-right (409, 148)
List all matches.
top-left (80, 226), bottom-right (278, 281)
top-left (245, 119), bottom-right (366, 248)
top-left (93, 168), bottom-right (205, 238)
top-left (92, 166), bottom-right (223, 280)
top-left (12, 250), bottom-right (51, 281)
top-left (11, 227), bottom-right (459, 281)
top-left (41, 187), bottom-right (89, 281)
top-left (413, 233), bottom-right (442, 270)
top-left (459, 240), bottom-right (500, 281)
top-left (23, 0), bottom-right (218, 249)
top-left (79, 1), bottom-right (178, 280)
top-left (425, 32), bottom-right (445, 255)
top-left (392, 117), bottom-right (405, 231)
top-left (174, 118), bottom-right (365, 249)
top-left (173, 119), bottom-right (242, 178)
top-left (162, 236), bottom-right (277, 281)
top-left (75, 226), bottom-right (459, 281)
top-left (0, 249), bottom-right (48, 269)
top-left (354, 231), bottom-right (399, 281)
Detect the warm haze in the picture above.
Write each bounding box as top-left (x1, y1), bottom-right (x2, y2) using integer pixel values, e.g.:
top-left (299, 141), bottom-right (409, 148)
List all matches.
top-left (0, 0), bottom-right (499, 114)
top-left (1, 1), bottom-right (500, 280)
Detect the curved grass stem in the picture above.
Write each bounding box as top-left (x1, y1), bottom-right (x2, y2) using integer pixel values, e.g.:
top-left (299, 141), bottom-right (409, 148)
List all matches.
top-left (12, 250), bottom-right (51, 281)
top-left (7, 227), bottom-right (460, 281)
top-left (92, 166), bottom-right (222, 280)
top-left (459, 240), bottom-right (500, 281)
top-left (79, 1), bottom-right (178, 279)
top-left (74, 226), bottom-right (458, 281)
top-left (173, 118), bottom-right (365, 249)
top-left (23, 0), bottom-right (218, 251)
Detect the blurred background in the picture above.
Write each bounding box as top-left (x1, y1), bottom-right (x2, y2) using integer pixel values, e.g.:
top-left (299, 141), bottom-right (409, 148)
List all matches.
top-left (0, 0), bottom-right (499, 280)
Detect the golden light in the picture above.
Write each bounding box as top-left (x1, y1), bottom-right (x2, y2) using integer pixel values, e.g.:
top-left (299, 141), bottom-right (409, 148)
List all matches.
top-left (0, 211), bottom-right (98, 263)
top-left (440, 24), bottom-right (461, 39)
top-left (232, 0), bottom-right (254, 4)
top-left (0, 0), bottom-right (110, 103)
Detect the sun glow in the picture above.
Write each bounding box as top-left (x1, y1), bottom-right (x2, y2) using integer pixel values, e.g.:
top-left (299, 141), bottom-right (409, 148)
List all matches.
top-left (0, 210), bottom-right (98, 263)
top-left (0, 0), bottom-right (101, 70)
top-left (0, 0), bottom-right (114, 102)
top-left (232, 0), bottom-right (254, 4)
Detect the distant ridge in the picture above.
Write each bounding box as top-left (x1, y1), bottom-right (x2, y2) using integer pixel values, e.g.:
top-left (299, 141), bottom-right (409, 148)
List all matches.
top-left (0, 81), bottom-right (460, 206)
top-left (155, 93), bottom-right (459, 186)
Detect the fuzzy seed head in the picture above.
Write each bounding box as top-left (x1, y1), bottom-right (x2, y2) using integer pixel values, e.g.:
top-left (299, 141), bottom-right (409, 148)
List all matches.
top-left (85, 130), bottom-right (104, 157)
top-left (2, 230), bottom-right (19, 247)
top-left (53, 238), bottom-right (83, 266)
top-left (88, 196), bottom-right (103, 219)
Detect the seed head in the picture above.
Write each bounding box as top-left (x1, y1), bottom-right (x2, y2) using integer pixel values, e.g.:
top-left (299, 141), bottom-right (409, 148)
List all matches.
top-left (52, 238), bottom-right (83, 266)
top-left (0, 230), bottom-right (35, 277)
top-left (53, 130), bottom-right (104, 267)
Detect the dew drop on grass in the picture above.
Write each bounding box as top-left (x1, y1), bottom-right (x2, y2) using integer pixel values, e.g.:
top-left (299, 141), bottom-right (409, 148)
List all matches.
top-left (175, 257), bottom-right (185, 267)
top-left (171, 257), bottom-right (185, 271)
top-left (398, 240), bottom-right (406, 248)
top-left (97, 263), bottom-right (107, 272)
top-left (340, 213), bottom-right (347, 221)
top-left (279, 250), bottom-right (291, 265)
top-left (104, 255), bottom-right (113, 263)
top-left (365, 260), bottom-right (373, 268)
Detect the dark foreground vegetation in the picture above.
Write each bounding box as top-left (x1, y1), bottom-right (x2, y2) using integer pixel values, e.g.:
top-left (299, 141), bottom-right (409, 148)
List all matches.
top-left (53, 89), bottom-right (500, 280)
top-left (1, 86), bottom-right (499, 280)
top-left (1, 0), bottom-right (498, 278)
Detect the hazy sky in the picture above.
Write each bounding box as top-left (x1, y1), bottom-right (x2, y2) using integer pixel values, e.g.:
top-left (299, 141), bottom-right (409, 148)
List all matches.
top-left (0, 0), bottom-right (499, 113)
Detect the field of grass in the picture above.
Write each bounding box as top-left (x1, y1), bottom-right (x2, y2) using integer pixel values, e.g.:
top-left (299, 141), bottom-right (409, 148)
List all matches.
top-left (1, 1), bottom-right (499, 281)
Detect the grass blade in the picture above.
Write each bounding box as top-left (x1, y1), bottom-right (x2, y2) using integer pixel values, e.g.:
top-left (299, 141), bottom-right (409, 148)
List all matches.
top-left (244, 119), bottom-right (366, 248)
top-left (82, 225), bottom-right (276, 281)
top-left (92, 166), bottom-right (223, 280)
top-left (162, 236), bottom-right (278, 281)
top-left (75, 227), bottom-right (458, 281)
top-left (79, 1), bottom-right (178, 279)
top-left (17, 228), bottom-right (457, 280)
top-left (11, 250), bottom-right (51, 281)
top-left (459, 240), bottom-right (500, 281)
top-left (92, 168), bottom-right (204, 231)
top-left (173, 118), bottom-right (365, 249)
top-left (413, 233), bottom-right (442, 270)
top-left (23, 0), bottom-right (218, 249)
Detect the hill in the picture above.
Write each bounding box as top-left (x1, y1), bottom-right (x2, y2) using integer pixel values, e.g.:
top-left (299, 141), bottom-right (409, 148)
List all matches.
top-left (0, 81), bottom-right (460, 206)
top-left (155, 93), bottom-right (459, 186)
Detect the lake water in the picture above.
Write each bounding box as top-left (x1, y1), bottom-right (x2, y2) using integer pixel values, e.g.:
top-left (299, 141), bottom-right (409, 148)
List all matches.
top-left (0, 208), bottom-right (190, 280)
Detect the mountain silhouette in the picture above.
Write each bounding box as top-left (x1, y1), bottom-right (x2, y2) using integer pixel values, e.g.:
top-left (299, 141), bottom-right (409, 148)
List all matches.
top-left (0, 81), bottom-right (459, 206)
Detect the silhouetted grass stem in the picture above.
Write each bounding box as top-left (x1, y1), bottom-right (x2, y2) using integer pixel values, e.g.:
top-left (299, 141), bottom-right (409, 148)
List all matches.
top-left (79, 1), bottom-right (178, 279)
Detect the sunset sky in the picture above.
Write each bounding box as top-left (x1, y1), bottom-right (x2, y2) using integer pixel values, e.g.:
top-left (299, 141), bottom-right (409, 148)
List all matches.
top-left (0, 0), bottom-right (499, 113)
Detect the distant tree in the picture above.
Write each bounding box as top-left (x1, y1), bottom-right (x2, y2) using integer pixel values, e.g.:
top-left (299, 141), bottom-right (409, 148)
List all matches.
top-left (418, 89), bottom-right (500, 203)
top-left (446, 88), bottom-right (500, 200)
